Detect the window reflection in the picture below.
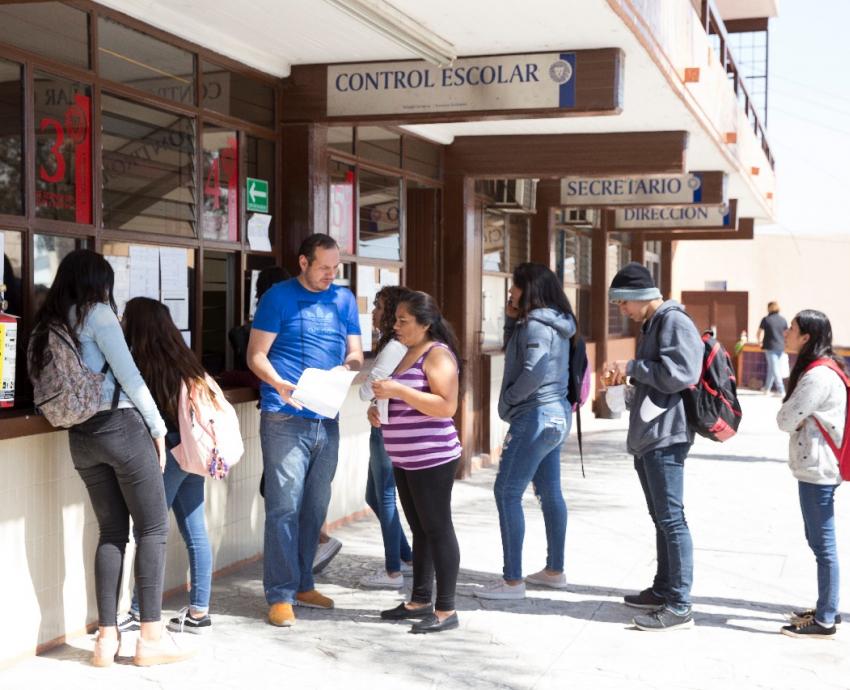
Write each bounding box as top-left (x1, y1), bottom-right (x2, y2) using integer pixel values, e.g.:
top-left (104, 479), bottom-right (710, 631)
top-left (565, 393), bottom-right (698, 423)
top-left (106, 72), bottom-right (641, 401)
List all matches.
top-left (33, 234), bottom-right (82, 308)
top-left (329, 161), bottom-right (355, 254)
top-left (1, 229), bottom-right (23, 317)
top-left (0, 59), bottom-right (23, 216)
top-left (245, 136), bottom-right (275, 251)
top-left (0, 3), bottom-right (89, 69)
top-left (202, 125), bottom-right (238, 242)
top-left (357, 127), bottom-right (400, 167)
top-left (358, 170), bottom-right (400, 261)
top-left (482, 211), bottom-right (505, 272)
top-left (201, 61), bottom-right (274, 128)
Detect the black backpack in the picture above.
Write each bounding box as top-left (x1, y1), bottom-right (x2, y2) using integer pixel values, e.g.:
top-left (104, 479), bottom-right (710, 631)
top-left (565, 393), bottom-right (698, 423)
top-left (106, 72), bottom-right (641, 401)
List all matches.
top-left (567, 333), bottom-right (589, 476)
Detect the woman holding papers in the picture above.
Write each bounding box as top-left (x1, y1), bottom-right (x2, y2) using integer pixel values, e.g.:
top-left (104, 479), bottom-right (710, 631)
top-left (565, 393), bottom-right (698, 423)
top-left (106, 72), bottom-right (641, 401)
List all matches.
top-left (371, 291), bottom-right (463, 634)
top-left (358, 286), bottom-right (415, 589)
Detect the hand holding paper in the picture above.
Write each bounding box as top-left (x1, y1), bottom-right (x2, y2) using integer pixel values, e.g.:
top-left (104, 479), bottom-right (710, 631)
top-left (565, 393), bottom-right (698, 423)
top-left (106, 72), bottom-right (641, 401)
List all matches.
top-left (291, 367), bottom-right (357, 418)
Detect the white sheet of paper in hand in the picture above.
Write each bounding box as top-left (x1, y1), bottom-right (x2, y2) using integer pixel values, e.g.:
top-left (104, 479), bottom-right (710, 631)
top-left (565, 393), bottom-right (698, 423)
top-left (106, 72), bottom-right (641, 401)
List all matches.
top-left (291, 367), bottom-right (357, 418)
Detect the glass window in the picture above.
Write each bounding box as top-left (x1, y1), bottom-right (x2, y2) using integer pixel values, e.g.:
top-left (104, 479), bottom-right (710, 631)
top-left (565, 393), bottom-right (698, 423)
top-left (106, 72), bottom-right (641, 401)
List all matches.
top-left (201, 61), bottom-right (274, 127)
top-left (98, 17), bottom-right (195, 105)
top-left (245, 136), bottom-right (275, 251)
top-left (358, 170), bottom-right (400, 260)
top-left (404, 135), bottom-right (441, 179)
top-left (329, 160), bottom-right (355, 255)
top-left (482, 274), bottom-right (508, 351)
top-left (644, 239), bottom-right (662, 287)
top-left (202, 250), bottom-right (235, 374)
top-left (355, 264), bottom-right (399, 353)
top-left (507, 215), bottom-right (530, 274)
top-left (101, 94), bottom-right (196, 236)
top-left (33, 234), bottom-right (82, 300)
top-left (0, 59), bottom-right (23, 216)
top-left (202, 125), bottom-right (238, 242)
top-left (607, 238), bottom-right (632, 337)
top-left (1, 229), bottom-right (23, 317)
top-left (34, 73), bottom-right (92, 224)
top-left (482, 211), bottom-right (505, 272)
top-left (357, 127), bottom-right (400, 168)
top-left (0, 3), bottom-right (89, 69)
top-left (328, 127), bottom-right (353, 155)
top-left (243, 254), bottom-right (278, 321)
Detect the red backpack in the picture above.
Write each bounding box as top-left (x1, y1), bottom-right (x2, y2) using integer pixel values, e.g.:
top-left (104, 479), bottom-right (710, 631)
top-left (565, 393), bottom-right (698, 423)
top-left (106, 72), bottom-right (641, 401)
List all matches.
top-left (805, 358), bottom-right (850, 480)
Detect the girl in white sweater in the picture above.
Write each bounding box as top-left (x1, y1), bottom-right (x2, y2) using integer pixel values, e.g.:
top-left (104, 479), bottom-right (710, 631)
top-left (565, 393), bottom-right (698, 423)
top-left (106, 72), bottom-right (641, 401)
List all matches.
top-left (777, 310), bottom-right (848, 639)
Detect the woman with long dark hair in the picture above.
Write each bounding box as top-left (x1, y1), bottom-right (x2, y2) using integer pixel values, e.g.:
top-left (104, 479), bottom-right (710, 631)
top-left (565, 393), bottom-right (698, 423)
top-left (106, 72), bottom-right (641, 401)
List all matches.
top-left (358, 286), bottom-right (414, 588)
top-left (476, 263), bottom-right (576, 601)
top-left (118, 297), bottom-right (216, 635)
top-left (28, 250), bottom-right (192, 667)
top-left (778, 310), bottom-right (847, 639)
top-left (371, 291), bottom-right (462, 633)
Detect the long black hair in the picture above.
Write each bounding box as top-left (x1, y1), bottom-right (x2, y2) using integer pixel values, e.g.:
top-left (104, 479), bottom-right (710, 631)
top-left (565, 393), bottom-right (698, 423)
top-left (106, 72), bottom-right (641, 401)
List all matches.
top-left (784, 309), bottom-right (847, 401)
top-left (375, 285), bottom-right (414, 354)
top-left (29, 249), bottom-right (116, 377)
top-left (512, 262), bottom-right (575, 321)
top-left (398, 291), bottom-right (462, 372)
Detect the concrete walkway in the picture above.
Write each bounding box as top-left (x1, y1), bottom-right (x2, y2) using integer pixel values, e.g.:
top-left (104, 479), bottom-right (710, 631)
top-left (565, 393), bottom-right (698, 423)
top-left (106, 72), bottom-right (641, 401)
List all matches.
top-left (4, 391), bottom-right (850, 689)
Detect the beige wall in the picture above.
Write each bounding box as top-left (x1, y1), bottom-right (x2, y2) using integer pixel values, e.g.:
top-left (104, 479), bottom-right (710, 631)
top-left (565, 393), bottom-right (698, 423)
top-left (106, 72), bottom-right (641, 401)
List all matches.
top-left (670, 233), bottom-right (850, 345)
top-left (0, 395), bottom-right (373, 668)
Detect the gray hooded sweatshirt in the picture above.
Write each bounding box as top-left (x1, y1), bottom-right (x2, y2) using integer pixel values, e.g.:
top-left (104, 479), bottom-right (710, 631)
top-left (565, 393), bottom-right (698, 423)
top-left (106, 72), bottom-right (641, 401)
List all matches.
top-left (624, 300), bottom-right (703, 456)
top-left (498, 308), bottom-right (576, 422)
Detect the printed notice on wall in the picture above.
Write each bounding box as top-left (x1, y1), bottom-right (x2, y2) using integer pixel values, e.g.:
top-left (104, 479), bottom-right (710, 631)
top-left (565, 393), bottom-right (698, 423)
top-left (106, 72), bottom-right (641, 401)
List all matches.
top-left (129, 246), bottom-right (160, 300)
top-left (159, 247), bottom-right (187, 298)
top-left (105, 255), bottom-right (131, 317)
top-left (247, 213), bottom-right (272, 252)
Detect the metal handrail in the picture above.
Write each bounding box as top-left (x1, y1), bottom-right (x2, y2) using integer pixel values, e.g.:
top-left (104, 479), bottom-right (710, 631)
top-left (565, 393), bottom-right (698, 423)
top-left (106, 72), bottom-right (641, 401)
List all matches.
top-left (699, 0), bottom-right (775, 169)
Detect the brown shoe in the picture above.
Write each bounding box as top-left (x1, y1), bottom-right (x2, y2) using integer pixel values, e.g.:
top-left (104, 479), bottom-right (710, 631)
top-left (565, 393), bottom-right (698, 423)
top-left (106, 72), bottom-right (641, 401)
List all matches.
top-left (91, 632), bottom-right (120, 667)
top-left (268, 602), bottom-right (296, 627)
top-left (133, 631), bottom-right (196, 666)
top-left (296, 589), bottom-right (334, 609)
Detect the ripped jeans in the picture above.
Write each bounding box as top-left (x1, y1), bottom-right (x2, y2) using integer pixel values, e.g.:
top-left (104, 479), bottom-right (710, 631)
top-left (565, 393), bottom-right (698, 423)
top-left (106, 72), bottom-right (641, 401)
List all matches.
top-left (494, 401), bottom-right (571, 581)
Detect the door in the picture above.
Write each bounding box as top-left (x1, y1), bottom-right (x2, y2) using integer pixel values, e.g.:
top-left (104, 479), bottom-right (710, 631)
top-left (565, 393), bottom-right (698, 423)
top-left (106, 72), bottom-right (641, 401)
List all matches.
top-left (680, 291), bottom-right (748, 354)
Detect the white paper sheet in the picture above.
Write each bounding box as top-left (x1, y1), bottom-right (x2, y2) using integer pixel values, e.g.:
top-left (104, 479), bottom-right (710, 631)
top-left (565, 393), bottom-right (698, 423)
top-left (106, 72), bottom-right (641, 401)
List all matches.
top-left (377, 398), bottom-right (389, 424)
top-left (129, 246), bottom-right (160, 300)
top-left (105, 255), bottom-right (131, 317)
top-left (163, 292), bottom-right (190, 330)
top-left (358, 314), bottom-right (373, 352)
top-left (180, 330), bottom-right (191, 347)
top-left (379, 268), bottom-right (399, 286)
top-left (291, 367), bottom-right (357, 419)
top-left (159, 247), bottom-right (187, 298)
top-left (247, 213), bottom-right (272, 252)
top-left (248, 269), bottom-right (261, 319)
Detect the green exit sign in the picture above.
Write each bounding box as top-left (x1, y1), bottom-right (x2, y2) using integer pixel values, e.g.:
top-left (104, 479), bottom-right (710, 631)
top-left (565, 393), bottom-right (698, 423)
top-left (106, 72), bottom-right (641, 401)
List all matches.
top-left (246, 177), bottom-right (269, 213)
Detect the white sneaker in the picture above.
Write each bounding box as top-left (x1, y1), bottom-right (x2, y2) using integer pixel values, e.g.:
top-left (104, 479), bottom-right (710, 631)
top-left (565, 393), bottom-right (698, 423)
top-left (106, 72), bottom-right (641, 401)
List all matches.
top-left (400, 561), bottom-right (413, 575)
top-left (473, 580), bottom-right (526, 600)
top-left (313, 537), bottom-right (342, 574)
top-left (359, 570), bottom-right (404, 589)
top-left (525, 569), bottom-right (568, 589)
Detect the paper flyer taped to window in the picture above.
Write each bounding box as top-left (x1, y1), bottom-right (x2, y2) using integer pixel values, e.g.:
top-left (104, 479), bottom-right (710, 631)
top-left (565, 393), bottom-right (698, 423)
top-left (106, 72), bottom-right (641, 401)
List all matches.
top-left (247, 213), bottom-right (272, 252)
top-left (291, 366), bottom-right (357, 418)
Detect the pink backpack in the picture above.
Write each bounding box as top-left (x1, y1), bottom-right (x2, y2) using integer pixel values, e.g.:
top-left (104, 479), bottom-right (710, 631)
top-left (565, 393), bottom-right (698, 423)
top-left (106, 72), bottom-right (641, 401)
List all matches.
top-left (171, 375), bottom-right (244, 479)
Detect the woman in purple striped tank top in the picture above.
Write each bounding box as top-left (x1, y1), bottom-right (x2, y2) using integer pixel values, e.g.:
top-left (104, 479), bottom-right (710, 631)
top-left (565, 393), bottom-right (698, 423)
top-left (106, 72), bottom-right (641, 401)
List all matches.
top-left (370, 291), bottom-right (462, 634)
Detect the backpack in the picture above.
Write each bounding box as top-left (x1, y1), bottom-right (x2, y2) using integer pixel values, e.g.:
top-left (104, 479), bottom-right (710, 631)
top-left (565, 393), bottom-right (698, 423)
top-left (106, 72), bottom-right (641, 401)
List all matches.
top-left (26, 325), bottom-right (113, 428)
top-left (567, 333), bottom-right (590, 476)
top-left (805, 358), bottom-right (850, 480)
top-left (171, 374), bottom-right (244, 479)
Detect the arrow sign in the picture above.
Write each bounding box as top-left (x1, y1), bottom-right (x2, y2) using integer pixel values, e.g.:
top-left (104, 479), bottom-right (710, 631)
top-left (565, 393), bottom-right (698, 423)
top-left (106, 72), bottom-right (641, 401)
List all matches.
top-left (246, 177), bottom-right (269, 213)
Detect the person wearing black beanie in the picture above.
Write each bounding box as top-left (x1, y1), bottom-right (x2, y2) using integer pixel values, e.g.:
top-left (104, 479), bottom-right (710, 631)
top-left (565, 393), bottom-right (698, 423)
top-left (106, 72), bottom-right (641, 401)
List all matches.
top-left (605, 262), bottom-right (703, 631)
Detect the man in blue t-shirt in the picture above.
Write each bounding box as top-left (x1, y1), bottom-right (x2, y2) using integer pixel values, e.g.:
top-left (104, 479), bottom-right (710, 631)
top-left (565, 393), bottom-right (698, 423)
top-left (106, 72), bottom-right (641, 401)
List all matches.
top-left (248, 233), bottom-right (363, 628)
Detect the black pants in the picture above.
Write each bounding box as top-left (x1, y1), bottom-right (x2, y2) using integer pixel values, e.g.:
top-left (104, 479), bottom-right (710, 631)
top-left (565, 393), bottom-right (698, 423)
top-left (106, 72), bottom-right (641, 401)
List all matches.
top-left (69, 409), bottom-right (169, 625)
top-left (393, 458), bottom-right (460, 611)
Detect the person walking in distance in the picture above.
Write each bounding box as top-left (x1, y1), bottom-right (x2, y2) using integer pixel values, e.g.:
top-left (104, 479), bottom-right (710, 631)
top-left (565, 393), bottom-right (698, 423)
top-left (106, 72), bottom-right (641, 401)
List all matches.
top-left (758, 301), bottom-right (789, 396)
top-left (777, 310), bottom-right (847, 639)
top-left (372, 291), bottom-right (463, 634)
top-left (475, 263), bottom-right (575, 600)
top-left (606, 262), bottom-right (703, 632)
top-left (358, 286), bottom-right (415, 589)
top-left (248, 234), bottom-right (363, 628)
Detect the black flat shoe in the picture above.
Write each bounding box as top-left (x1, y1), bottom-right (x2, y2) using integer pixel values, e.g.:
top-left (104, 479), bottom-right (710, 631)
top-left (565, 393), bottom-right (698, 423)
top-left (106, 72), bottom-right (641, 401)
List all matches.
top-left (380, 603), bottom-right (434, 620)
top-left (410, 612), bottom-right (459, 634)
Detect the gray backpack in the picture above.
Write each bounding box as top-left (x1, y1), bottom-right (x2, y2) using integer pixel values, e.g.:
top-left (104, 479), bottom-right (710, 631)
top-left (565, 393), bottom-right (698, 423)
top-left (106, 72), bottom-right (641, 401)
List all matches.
top-left (27, 326), bottom-right (116, 428)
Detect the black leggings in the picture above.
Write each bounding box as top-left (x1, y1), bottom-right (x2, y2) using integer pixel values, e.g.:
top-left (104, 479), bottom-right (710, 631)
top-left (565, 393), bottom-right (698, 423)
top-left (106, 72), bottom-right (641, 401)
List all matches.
top-left (393, 459), bottom-right (460, 611)
top-left (69, 409), bottom-right (169, 625)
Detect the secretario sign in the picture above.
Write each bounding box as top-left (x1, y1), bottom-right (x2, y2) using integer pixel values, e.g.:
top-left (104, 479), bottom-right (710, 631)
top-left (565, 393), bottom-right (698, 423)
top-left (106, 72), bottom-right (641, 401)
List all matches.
top-left (327, 52), bottom-right (576, 117)
top-left (561, 173), bottom-right (725, 206)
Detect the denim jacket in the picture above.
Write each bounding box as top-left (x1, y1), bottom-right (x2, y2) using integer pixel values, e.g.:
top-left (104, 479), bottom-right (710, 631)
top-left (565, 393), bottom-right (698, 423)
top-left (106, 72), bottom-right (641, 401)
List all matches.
top-left (72, 303), bottom-right (166, 438)
top-left (498, 308), bottom-right (576, 422)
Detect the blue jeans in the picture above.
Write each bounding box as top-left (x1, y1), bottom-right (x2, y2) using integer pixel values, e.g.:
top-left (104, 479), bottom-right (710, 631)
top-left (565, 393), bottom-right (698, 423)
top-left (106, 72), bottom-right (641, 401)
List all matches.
top-left (764, 350), bottom-right (785, 395)
top-left (260, 412), bottom-right (340, 604)
top-left (634, 442), bottom-right (693, 613)
top-left (799, 481), bottom-right (840, 626)
top-left (131, 441), bottom-right (212, 614)
top-left (494, 401), bottom-right (570, 581)
top-left (365, 426), bottom-right (412, 573)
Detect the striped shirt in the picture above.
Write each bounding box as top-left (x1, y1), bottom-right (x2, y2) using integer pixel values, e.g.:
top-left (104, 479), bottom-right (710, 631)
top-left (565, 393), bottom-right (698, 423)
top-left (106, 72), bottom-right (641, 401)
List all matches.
top-left (382, 342), bottom-right (462, 470)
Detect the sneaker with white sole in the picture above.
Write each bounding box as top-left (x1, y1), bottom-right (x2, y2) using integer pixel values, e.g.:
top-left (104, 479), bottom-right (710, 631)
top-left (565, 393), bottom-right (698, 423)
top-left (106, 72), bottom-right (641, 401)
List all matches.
top-left (781, 619), bottom-right (836, 639)
top-left (400, 561), bottom-right (413, 575)
top-left (133, 631), bottom-right (196, 666)
top-left (167, 606), bottom-right (212, 634)
top-left (473, 580), bottom-right (526, 600)
top-left (525, 569), bottom-right (567, 589)
top-left (312, 537), bottom-right (342, 574)
top-left (359, 570), bottom-right (404, 589)
top-left (790, 609), bottom-right (842, 625)
top-left (117, 610), bottom-right (140, 633)
top-left (633, 606), bottom-right (694, 632)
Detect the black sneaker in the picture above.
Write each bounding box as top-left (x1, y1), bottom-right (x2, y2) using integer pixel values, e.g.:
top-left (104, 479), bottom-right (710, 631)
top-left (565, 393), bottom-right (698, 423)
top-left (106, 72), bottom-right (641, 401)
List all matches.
top-left (781, 619), bottom-right (836, 639)
top-left (633, 606), bottom-right (694, 632)
top-left (117, 610), bottom-right (140, 633)
top-left (167, 607), bottom-right (212, 634)
top-left (623, 588), bottom-right (666, 610)
top-left (790, 609), bottom-right (842, 625)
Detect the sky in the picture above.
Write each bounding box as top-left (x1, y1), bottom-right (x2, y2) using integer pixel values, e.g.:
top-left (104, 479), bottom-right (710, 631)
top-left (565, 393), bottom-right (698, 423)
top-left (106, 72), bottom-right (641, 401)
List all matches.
top-left (762, 0), bottom-right (850, 237)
